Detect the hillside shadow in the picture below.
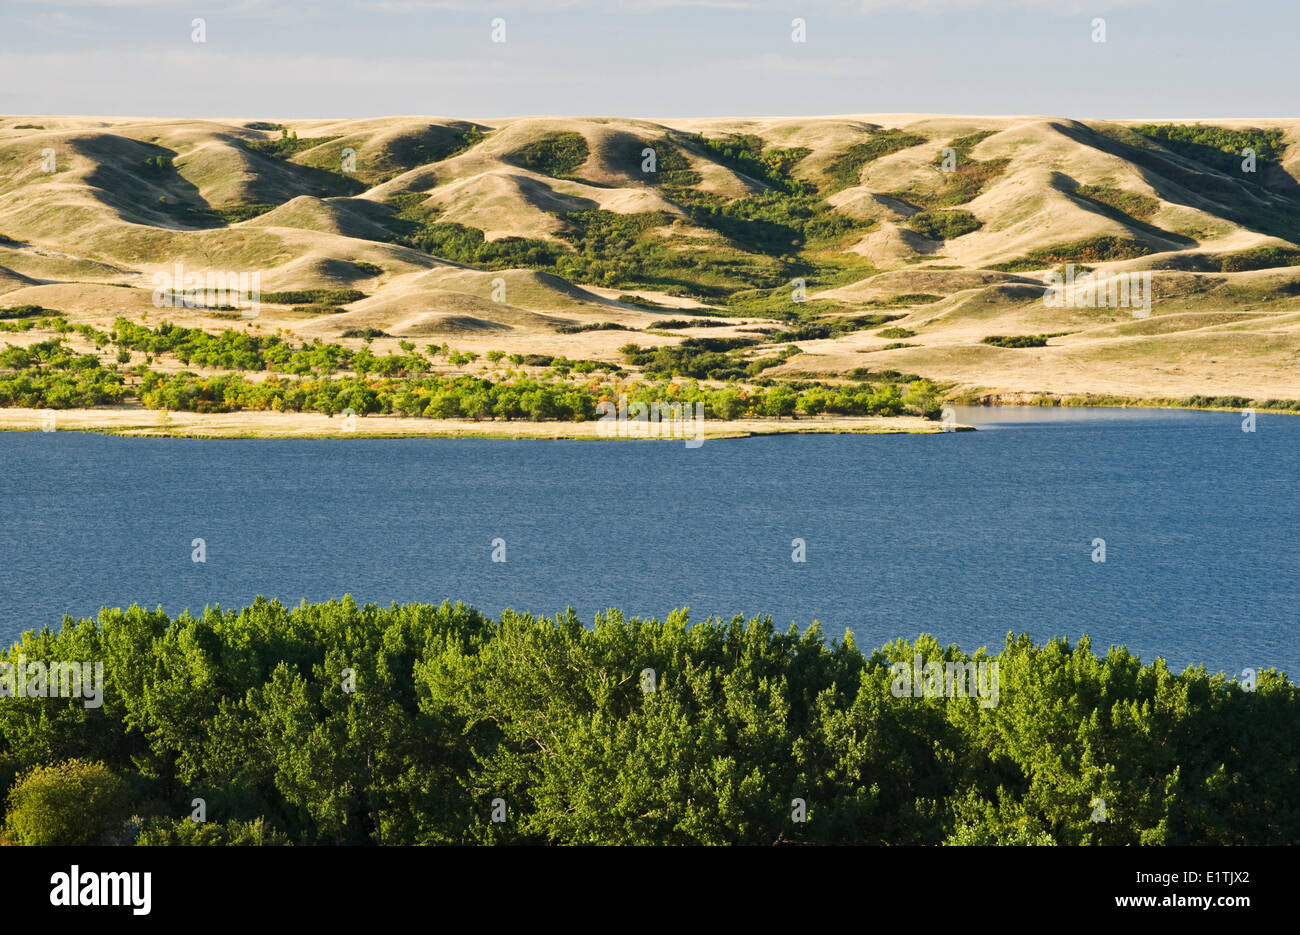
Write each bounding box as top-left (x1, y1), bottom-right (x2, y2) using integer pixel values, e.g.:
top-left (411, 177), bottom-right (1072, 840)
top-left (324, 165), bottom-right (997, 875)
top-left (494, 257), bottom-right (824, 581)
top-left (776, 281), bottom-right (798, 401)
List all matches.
top-left (77, 135), bottom-right (222, 230)
top-left (1052, 121), bottom-right (1300, 245)
top-left (1052, 171), bottom-right (1198, 248)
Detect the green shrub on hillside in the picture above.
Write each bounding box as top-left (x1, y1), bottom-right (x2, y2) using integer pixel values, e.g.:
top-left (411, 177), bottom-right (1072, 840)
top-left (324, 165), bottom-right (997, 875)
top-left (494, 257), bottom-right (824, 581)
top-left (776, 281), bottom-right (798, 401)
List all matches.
top-left (1071, 184), bottom-right (1161, 222)
top-left (688, 133), bottom-right (814, 195)
top-left (643, 136), bottom-right (703, 193)
top-left (982, 334), bottom-right (1062, 348)
top-left (380, 122), bottom-right (488, 171)
top-left (909, 209), bottom-right (982, 240)
top-left (987, 235), bottom-right (1151, 271)
top-left (506, 131), bottom-right (590, 178)
top-left (0, 305), bottom-right (48, 319)
top-left (245, 128), bottom-right (339, 160)
top-left (554, 322), bottom-right (631, 334)
top-left (885, 133), bottom-right (1010, 209)
top-left (939, 131), bottom-right (997, 164)
top-left (1132, 123), bottom-right (1287, 177)
top-left (212, 203), bottom-right (277, 223)
top-left (823, 130), bottom-right (928, 191)
top-left (262, 289), bottom-right (366, 305)
top-left (384, 192), bottom-right (432, 215)
top-left (647, 318), bottom-right (732, 329)
top-left (405, 220), bottom-right (562, 268)
top-left (1213, 245), bottom-right (1300, 272)
top-left (771, 314), bottom-right (900, 341)
top-left (868, 293), bottom-right (943, 307)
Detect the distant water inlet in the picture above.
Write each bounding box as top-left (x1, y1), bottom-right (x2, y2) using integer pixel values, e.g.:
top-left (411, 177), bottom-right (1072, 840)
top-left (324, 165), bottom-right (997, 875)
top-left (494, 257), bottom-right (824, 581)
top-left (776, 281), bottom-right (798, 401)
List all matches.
top-left (0, 407), bottom-right (1295, 677)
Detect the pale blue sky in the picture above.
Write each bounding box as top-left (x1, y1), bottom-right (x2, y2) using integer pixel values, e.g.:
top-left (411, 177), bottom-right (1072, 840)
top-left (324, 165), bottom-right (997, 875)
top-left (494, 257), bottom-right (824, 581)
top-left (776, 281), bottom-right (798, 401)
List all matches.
top-left (0, 0), bottom-right (1293, 119)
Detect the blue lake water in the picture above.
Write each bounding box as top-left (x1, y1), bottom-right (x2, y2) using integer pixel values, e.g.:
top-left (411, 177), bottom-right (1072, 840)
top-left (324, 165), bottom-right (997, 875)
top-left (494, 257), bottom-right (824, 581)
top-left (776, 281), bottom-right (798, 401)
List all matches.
top-left (0, 407), bottom-right (1295, 676)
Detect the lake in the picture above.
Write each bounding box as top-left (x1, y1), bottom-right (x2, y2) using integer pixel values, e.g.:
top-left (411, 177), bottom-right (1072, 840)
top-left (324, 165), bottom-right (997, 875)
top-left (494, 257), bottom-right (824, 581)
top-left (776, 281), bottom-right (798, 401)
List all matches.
top-left (0, 406), bottom-right (1295, 677)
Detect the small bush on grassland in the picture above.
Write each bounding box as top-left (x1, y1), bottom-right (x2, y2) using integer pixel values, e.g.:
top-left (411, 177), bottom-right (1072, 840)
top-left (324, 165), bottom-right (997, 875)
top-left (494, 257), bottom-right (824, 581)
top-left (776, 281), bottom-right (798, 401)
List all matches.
top-left (263, 289), bottom-right (366, 305)
top-left (212, 204), bottom-right (277, 223)
top-left (554, 322), bottom-right (630, 334)
top-left (909, 210), bottom-right (981, 240)
top-left (983, 334), bottom-right (1050, 348)
top-left (0, 305), bottom-right (47, 319)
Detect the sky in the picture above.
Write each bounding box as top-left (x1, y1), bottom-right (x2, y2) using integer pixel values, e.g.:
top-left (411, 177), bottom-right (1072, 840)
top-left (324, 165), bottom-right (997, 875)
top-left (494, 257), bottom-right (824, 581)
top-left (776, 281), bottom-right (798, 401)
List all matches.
top-left (0, 0), bottom-right (1294, 120)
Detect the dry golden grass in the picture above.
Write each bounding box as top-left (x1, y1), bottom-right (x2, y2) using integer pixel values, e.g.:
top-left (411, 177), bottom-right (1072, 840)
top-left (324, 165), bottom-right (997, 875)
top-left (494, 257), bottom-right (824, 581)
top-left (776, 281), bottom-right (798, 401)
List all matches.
top-left (4, 112), bottom-right (1300, 419)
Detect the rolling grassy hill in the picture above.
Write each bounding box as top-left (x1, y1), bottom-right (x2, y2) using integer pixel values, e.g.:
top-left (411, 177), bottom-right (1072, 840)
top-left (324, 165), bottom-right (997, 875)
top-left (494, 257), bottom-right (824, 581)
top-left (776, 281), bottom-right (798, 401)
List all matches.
top-left (2, 113), bottom-right (1299, 410)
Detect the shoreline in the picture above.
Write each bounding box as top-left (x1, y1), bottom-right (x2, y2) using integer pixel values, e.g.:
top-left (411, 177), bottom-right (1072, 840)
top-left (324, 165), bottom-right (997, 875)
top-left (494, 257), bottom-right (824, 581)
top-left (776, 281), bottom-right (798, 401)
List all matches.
top-left (950, 391), bottom-right (1300, 415)
top-left (5, 392), bottom-right (1294, 439)
top-left (4, 392), bottom-right (1295, 438)
top-left (0, 407), bottom-right (963, 439)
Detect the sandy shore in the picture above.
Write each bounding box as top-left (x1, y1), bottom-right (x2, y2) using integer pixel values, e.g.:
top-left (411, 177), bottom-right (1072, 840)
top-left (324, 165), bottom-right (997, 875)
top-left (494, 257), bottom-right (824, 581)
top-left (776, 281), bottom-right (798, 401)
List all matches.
top-left (0, 407), bottom-right (967, 439)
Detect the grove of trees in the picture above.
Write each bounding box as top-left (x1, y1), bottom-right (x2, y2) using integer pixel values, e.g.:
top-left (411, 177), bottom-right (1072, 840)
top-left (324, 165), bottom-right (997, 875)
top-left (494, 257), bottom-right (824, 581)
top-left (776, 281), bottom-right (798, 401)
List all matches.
top-left (1, 598), bottom-right (1294, 845)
